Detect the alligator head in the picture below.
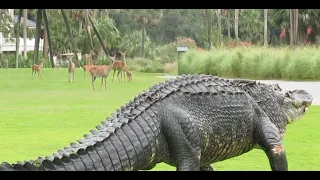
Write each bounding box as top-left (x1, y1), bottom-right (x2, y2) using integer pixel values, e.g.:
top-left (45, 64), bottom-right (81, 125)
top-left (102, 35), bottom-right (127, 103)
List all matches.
top-left (282, 89), bottom-right (313, 124)
top-left (238, 81), bottom-right (313, 125)
top-left (265, 83), bottom-right (313, 124)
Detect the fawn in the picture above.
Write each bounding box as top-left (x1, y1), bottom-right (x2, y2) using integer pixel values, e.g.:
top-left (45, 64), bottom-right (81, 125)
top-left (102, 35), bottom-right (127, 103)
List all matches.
top-left (89, 55), bottom-right (116, 91)
top-left (68, 59), bottom-right (76, 83)
top-left (32, 59), bottom-right (44, 79)
top-left (112, 51), bottom-right (127, 83)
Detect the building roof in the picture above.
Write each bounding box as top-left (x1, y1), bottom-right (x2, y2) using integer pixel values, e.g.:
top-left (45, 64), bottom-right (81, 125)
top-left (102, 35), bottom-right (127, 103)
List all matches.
top-left (14, 15), bottom-right (44, 29)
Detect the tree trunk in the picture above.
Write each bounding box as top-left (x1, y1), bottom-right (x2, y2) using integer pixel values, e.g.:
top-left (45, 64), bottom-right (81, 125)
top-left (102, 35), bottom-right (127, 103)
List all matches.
top-left (61, 9), bottom-right (79, 66)
top-left (264, 9), bottom-right (268, 46)
top-left (23, 9), bottom-right (27, 60)
top-left (79, 20), bottom-right (82, 34)
top-left (226, 10), bottom-right (231, 39)
top-left (43, 9), bottom-right (55, 68)
top-left (217, 9), bottom-right (222, 47)
top-left (141, 25), bottom-right (145, 57)
top-left (206, 9), bottom-right (213, 50)
top-left (85, 10), bottom-right (94, 50)
top-left (235, 9), bottom-right (239, 43)
top-left (87, 10), bottom-right (109, 57)
top-left (43, 28), bottom-right (47, 58)
top-left (289, 9), bottom-right (299, 46)
top-left (15, 9), bottom-right (23, 68)
top-left (85, 21), bottom-right (94, 50)
top-left (294, 9), bottom-right (299, 46)
top-left (34, 9), bottom-right (43, 65)
top-left (289, 9), bottom-right (293, 46)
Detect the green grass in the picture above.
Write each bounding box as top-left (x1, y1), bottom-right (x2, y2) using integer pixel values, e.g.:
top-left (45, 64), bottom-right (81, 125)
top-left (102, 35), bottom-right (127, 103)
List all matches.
top-left (0, 68), bottom-right (319, 171)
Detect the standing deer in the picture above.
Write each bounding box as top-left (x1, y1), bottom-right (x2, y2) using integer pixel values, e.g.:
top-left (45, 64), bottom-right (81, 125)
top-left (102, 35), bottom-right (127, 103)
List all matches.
top-left (32, 59), bottom-right (44, 79)
top-left (82, 50), bottom-right (95, 79)
top-left (112, 51), bottom-right (127, 83)
top-left (68, 59), bottom-right (76, 83)
top-left (89, 55), bottom-right (115, 91)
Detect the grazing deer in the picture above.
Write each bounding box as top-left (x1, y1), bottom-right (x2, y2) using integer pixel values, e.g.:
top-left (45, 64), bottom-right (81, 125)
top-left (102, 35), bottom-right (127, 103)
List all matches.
top-left (112, 51), bottom-right (127, 82)
top-left (89, 55), bottom-right (116, 91)
top-left (123, 67), bottom-right (132, 83)
top-left (68, 59), bottom-right (76, 83)
top-left (32, 59), bottom-right (44, 79)
top-left (82, 50), bottom-right (95, 79)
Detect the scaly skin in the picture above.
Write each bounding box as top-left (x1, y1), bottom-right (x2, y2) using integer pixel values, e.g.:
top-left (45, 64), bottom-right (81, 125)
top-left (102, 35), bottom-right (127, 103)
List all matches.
top-left (0, 75), bottom-right (313, 171)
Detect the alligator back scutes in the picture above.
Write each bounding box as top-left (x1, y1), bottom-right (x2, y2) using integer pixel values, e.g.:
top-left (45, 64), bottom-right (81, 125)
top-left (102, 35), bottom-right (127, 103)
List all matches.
top-left (3, 75), bottom-right (251, 170)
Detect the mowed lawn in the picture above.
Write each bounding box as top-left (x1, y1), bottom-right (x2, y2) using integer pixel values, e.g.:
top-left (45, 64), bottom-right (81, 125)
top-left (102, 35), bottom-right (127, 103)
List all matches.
top-left (0, 68), bottom-right (319, 171)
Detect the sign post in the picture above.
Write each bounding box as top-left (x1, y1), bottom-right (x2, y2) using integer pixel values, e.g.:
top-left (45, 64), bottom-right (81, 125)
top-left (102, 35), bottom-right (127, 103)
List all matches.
top-left (177, 46), bottom-right (188, 75)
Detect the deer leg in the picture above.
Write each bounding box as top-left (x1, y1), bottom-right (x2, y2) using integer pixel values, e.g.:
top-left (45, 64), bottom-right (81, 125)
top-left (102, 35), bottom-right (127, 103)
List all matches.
top-left (112, 69), bottom-right (116, 82)
top-left (73, 71), bottom-right (75, 82)
top-left (68, 72), bottom-right (71, 82)
top-left (100, 77), bottom-right (104, 91)
top-left (123, 71), bottom-right (126, 82)
top-left (104, 77), bottom-right (107, 90)
top-left (117, 70), bottom-right (121, 82)
top-left (92, 76), bottom-right (96, 90)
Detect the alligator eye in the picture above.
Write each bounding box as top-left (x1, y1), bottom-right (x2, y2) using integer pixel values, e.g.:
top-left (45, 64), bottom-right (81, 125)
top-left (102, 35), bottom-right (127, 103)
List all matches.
top-left (285, 91), bottom-right (292, 98)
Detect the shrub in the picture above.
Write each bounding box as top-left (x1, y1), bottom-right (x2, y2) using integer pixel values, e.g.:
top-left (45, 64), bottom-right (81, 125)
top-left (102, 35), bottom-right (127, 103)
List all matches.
top-left (179, 46), bottom-right (320, 80)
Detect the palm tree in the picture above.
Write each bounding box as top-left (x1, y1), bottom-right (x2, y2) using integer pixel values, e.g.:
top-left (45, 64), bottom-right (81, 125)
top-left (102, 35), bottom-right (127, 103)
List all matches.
top-left (234, 9), bottom-right (239, 43)
top-left (289, 9), bottom-right (299, 46)
top-left (130, 9), bottom-right (163, 57)
top-left (33, 9), bottom-right (43, 65)
top-left (217, 9), bottom-right (222, 47)
top-left (23, 9), bottom-right (27, 60)
top-left (61, 9), bottom-right (79, 66)
top-left (264, 9), bottom-right (268, 46)
top-left (15, 9), bottom-right (23, 68)
top-left (43, 9), bottom-right (54, 68)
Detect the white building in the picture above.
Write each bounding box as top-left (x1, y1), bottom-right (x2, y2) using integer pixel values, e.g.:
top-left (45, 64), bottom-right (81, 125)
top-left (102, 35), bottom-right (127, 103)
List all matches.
top-left (0, 11), bottom-right (44, 55)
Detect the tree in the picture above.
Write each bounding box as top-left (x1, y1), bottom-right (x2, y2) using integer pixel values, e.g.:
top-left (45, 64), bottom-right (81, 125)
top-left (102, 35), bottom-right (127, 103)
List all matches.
top-left (234, 9), bottom-right (239, 42)
top-left (23, 9), bottom-right (27, 60)
top-left (0, 10), bottom-right (14, 37)
top-left (33, 9), bottom-right (43, 65)
top-left (130, 9), bottom-right (163, 57)
top-left (43, 9), bottom-right (54, 68)
top-left (290, 9), bottom-right (299, 46)
top-left (217, 9), bottom-right (222, 47)
top-left (15, 9), bottom-right (23, 68)
top-left (264, 9), bottom-right (268, 46)
top-left (204, 9), bottom-right (214, 49)
top-left (61, 9), bottom-right (79, 66)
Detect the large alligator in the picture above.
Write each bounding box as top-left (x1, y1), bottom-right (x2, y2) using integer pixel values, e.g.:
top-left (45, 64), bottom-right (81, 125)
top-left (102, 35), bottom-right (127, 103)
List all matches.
top-left (0, 74), bottom-right (313, 171)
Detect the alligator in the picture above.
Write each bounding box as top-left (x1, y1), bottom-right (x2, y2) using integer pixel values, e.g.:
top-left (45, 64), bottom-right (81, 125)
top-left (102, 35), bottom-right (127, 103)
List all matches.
top-left (0, 74), bottom-right (313, 171)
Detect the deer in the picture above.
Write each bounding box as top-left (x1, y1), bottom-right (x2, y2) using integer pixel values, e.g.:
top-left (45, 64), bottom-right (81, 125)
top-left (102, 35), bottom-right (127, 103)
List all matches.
top-left (82, 50), bottom-right (96, 79)
top-left (89, 55), bottom-right (116, 91)
top-left (112, 51), bottom-right (128, 83)
top-left (31, 59), bottom-right (44, 79)
top-left (68, 58), bottom-right (76, 83)
top-left (123, 67), bottom-right (132, 83)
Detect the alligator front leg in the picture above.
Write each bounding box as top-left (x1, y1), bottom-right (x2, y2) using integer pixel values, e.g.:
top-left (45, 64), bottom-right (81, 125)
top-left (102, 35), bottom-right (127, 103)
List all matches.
top-left (255, 117), bottom-right (288, 171)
